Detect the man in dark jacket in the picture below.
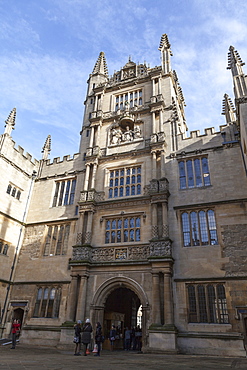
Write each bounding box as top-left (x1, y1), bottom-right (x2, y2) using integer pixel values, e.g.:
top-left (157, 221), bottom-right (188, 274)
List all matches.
top-left (81, 319), bottom-right (93, 356)
top-left (94, 322), bottom-right (103, 356)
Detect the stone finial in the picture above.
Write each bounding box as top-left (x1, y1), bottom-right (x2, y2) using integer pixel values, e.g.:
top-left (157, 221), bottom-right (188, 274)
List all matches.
top-left (227, 46), bottom-right (245, 76)
top-left (92, 51), bottom-right (108, 76)
top-left (4, 108), bottom-right (16, 135)
top-left (221, 94), bottom-right (236, 123)
top-left (158, 34), bottom-right (172, 53)
top-left (42, 134), bottom-right (51, 160)
top-left (159, 34), bottom-right (172, 74)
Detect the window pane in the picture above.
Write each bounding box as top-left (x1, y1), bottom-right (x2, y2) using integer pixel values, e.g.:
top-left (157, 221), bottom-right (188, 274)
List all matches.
top-left (136, 217), bottom-right (141, 227)
top-left (111, 231), bottom-right (116, 243)
top-left (130, 218), bottom-right (134, 228)
top-left (182, 212), bottom-right (191, 247)
top-left (137, 184), bottom-right (141, 194)
top-left (69, 179), bottom-right (76, 205)
top-left (194, 159), bottom-right (202, 187)
top-left (112, 220), bottom-right (116, 229)
top-left (63, 181), bottom-right (71, 205)
top-left (105, 231), bottom-right (110, 243)
top-left (114, 188), bottom-right (118, 197)
top-left (190, 212), bottom-right (200, 246)
top-left (130, 229), bottom-right (134, 241)
top-left (199, 211), bottom-right (208, 245)
top-left (117, 230), bottom-right (121, 242)
top-left (135, 229), bottom-right (140, 241)
top-left (131, 185), bottom-right (135, 195)
top-left (188, 285), bottom-right (197, 322)
top-left (124, 230), bottom-right (128, 242)
top-left (207, 285), bottom-right (217, 323)
top-left (179, 161), bottom-right (186, 189)
top-left (126, 186), bottom-right (130, 196)
top-left (186, 160), bottom-right (194, 188)
top-left (202, 158), bottom-right (211, 186)
top-left (119, 187), bottom-right (124, 197)
top-left (207, 210), bottom-right (218, 245)
top-left (124, 219), bottom-right (128, 228)
top-left (109, 188), bottom-right (113, 198)
top-left (217, 285), bottom-right (229, 323)
top-left (198, 285), bottom-right (207, 322)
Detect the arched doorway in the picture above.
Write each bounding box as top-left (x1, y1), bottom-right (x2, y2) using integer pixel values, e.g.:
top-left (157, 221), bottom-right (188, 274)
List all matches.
top-left (91, 276), bottom-right (150, 349)
top-left (104, 287), bottom-right (141, 349)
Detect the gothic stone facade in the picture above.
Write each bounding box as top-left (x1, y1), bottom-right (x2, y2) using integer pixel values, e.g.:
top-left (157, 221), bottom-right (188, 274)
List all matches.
top-left (0, 34), bottom-right (247, 356)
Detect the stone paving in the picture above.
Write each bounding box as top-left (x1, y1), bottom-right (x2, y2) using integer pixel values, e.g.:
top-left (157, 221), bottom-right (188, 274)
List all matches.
top-left (0, 342), bottom-right (247, 370)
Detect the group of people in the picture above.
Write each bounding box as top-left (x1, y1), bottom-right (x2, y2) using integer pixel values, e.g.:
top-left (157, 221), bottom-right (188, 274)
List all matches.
top-left (124, 325), bottom-right (142, 351)
top-left (74, 319), bottom-right (103, 357)
top-left (74, 320), bottom-right (142, 357)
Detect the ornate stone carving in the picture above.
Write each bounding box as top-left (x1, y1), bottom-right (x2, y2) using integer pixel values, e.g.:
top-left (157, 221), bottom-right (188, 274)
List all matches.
top-left (109, 124), bottom-right (142, 145)
top-left (115, 248), bottom-right (128, 260)
top-left (149, 241), bottom-right (172, 257)
top-left (92, 248), bottom-right (115, 262)
top-left (150, 134), bottom-right (157, 143)
top-left (129, 246), bottom-right (149, 260)
top-left (72, 246), bottom-right (91, 261)
top-left (158, 132), bottom-right (165, 142)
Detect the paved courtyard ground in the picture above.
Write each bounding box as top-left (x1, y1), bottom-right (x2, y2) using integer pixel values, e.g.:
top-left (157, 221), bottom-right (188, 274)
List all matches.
top-left (0, 342), bottom-right (247, 369)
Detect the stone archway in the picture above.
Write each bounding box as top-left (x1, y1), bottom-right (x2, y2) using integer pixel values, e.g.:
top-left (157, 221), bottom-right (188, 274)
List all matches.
top-left (91, 276), bottom-right (150, 348)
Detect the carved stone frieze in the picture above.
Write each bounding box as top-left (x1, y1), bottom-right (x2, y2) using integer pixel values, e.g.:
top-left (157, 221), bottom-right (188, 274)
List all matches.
top-left (92, 247), bottom-right (115, 262)
top-left (149, 240), bottom-right (172, 257)
top-left (72, 246), bottom-right (92, 261)
top-left (70, 242), bottom-right (172, 263)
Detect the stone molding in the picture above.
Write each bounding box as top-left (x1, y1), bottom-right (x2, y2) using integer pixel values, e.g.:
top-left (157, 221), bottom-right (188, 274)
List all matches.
top-left (71, 241), bottom-right (172, 264)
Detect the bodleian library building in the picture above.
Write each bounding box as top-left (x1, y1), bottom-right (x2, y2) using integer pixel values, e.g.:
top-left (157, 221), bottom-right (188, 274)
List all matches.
top-left (0, 34), bottom-right (247, 356)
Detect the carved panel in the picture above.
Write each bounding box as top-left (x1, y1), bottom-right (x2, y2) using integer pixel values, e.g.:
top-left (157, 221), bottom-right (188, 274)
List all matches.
top-left (149, 241), bottom-right (172, 257)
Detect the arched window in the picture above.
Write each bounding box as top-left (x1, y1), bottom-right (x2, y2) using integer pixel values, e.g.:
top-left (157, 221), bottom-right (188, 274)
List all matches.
top-left (181, 210), bottom-right (218, 247)
top-left (6, 184), bottom-right (12, 194)
top-left (3, 244), bottom-right (8, 255)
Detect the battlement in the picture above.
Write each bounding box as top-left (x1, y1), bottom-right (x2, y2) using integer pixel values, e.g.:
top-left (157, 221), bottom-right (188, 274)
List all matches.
top-left (182, 124), bottom-right (228, 140)
top-left (1, 135), bottom-right (40, 166)
top-left (44, 152), bottom-right (80, 166)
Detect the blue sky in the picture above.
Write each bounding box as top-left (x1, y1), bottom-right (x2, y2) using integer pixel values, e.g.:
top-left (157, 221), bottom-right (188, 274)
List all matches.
top-left (0, 0), bottom-right (247, 160)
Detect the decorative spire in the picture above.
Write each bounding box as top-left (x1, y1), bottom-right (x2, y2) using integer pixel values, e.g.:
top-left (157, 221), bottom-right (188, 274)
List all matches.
top-left (4, 108), bottom-right (16, 135)
top-left (221, 94), bottom-right (236, 123)
top-left (227, 46), bottom-right (245, 77)
top-left (92, 51), bottom-right (108, 76)
top-left (159, 34), bottom-right (172, 74)
top-left (42, 135), bottom-right (51, 160)
top-left (158, 34), bottom-right (172, 52)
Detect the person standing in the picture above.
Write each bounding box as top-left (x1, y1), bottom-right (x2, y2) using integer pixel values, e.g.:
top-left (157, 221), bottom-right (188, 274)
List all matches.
top-left (109, 324), bottom-right (116, 351)
top-left (11, 319), bottom-right (20, 349)
top-left (73, 320), bottom-right (82, 356)
top-left (94, 322), bottom-right (103, 357)
top-left (81, 319), bottom-right (92, 356)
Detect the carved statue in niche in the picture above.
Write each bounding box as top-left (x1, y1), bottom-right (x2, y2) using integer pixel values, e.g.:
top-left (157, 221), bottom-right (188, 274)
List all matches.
top-left (110, 123), bottom-right (142, 145)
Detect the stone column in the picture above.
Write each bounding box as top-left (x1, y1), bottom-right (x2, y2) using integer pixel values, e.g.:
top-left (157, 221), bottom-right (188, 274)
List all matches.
top-left (163, 272), bottom-right (173, 325)
top-left (76, 274), bottom-right (88, 321)
top-left (152, 272), bottom-right (161, 324)
top-left (96, 124), bottom-right (101, 147)
top-left (76, 212), bottom-right (85, 245)
top-left (67, 274), bottom-right (78, 322)
top-left (152, 79), bottom-right (155, 96)
top-left (85, 211), bottom-right (93, 244)
top-left (91, 163), bottom-right (98, 189)
top-left (159, 110), bottom-right (163, 132)
top-left (151, 203), bottom-right (158, 239)
top-left (162, 202), bottom-right (169, 238)
top-left (89, 126), bottom-right (95, 148)
top-left (160, 151), bottom-right (166, 178)
top-left (158, 76), bottom-right (161, 94)
top-left (94, 95), bottom-right (98, 111)
top-left (84, 164), bottom-right (91, 191)
top-left (152, 151), bottom-right (157, 179)
top-left (152, 112), bottom-right (156, 134)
